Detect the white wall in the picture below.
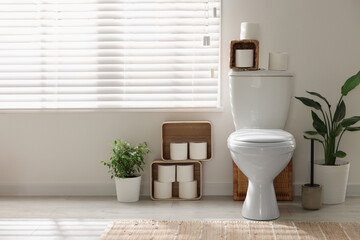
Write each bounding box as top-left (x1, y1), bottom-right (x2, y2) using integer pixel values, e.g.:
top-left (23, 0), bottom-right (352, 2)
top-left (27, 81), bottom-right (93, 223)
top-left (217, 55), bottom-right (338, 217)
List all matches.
top-left (1, 0), bottom-right (360, 196)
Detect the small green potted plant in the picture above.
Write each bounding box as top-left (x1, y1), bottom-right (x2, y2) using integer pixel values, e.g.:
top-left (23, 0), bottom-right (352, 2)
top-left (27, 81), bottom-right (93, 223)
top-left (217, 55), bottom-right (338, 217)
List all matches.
top-left (101, 139), bottom-right (150, 202)
top-left (296, 70), bottom-right (360, 204)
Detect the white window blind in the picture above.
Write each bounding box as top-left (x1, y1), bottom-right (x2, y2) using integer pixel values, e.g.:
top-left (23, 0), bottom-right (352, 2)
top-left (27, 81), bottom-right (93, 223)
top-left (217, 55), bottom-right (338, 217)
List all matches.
top-left (0, 0), bottom-right (221, 109)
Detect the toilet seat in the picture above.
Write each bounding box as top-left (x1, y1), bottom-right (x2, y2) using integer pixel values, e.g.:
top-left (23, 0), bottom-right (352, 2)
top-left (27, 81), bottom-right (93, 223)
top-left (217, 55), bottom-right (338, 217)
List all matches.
top-left (228, 129), bottom-right (296, 152)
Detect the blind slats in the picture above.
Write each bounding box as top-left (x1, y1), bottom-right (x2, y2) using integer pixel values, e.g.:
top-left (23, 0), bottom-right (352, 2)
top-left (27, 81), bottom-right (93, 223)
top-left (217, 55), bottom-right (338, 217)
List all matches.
top-left (0, 79), bottom-right (218, 87)
top-left (0, 101), bottom-right (219, 109)
top-left (0, 56), bottom-right (219, 64)
top-left (0, 71), bottom-right (218, 79)
top-left (0, 0), bottom-right (221, 109)
top-left (1, 3), bottom-right (220, 12)
top-left (0, 19), bottom-right (220, 27)
top-left (0, 94), bottom-right (218, 102)
top-left (0, 86), bottom-right (218, 94)
top-left (0, 34), bottom-right (220, 43)
top-left (0, 49), bottom-right (219, 57)
top-left (0, 12), bottom-right (218, 20)
top-left (4, 0), bottom-right (214, 3)
top-left (0, 64), bottom-right (219, 72)
top-left (0, 42), bottom-right (220, 50)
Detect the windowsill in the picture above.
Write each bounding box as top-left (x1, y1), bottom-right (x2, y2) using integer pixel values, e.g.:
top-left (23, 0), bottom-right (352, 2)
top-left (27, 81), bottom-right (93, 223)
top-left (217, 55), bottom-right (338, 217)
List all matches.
top-left (0, 107), bottom-right (224, 113)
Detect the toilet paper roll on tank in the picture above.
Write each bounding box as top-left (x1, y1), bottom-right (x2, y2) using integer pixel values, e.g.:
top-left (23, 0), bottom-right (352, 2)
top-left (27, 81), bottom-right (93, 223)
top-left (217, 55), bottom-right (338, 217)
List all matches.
top-left (235, 22), bottom-right (259, 68)
top-left (235, 49), bottom-right (254, 68)
top-left (240, 22), bottom-right (260, 40)
top-left (268, 52), bottom-right (288, 71)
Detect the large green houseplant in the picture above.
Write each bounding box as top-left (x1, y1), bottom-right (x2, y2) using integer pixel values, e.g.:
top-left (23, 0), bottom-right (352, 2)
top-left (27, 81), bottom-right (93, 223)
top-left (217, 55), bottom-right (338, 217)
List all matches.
top-left (101, 139), bottom-right (150, 202)
top-left (296, 70), bottom-right (360, 204)
top-left (296, 71), bottom-right (360, 165)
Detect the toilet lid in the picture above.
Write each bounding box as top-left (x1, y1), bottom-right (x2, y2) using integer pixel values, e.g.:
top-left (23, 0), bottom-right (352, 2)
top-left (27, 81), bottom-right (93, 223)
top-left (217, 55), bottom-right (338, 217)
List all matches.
top-left (228, 129), bottom-right (295, 148)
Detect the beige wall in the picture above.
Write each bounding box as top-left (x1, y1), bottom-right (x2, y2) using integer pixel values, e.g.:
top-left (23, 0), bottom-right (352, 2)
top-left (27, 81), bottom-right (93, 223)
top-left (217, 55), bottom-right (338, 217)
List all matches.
top-left (1, 0), bottom-right (360, 196)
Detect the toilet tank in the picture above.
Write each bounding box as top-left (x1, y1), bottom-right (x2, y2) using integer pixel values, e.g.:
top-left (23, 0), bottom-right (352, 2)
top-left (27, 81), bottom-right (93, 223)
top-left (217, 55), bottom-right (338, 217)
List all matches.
top-left (229, 70), bottom-right (294, 130)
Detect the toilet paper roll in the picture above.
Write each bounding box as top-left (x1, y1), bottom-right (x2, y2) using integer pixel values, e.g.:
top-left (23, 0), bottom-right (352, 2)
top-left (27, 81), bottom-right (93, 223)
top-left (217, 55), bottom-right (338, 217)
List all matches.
top-left (170, 142), bottom-right (188, 160)
top-left (154, 180), bottom-right (172, 199)
top-left (268, 52), bottom-right (288, 71)
top-left (179, 180), bottom-right (197, 199)
top-left (177, 164), bottom-right (194, 182)
top-left (158, 164), bottom-right (176, 182)
top-left (240, 22), bottom-right (259, 40)
top-left (235, 49), bottom-right (254, 68)
top-left (189, 142), bottom-right (207, 160)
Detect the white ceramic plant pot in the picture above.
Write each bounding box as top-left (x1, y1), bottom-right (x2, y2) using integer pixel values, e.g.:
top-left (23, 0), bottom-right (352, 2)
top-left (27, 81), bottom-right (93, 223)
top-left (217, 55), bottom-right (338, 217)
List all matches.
top-left (115, 175), bottom-right (141, 202)
top-left (314, 160), bottom-right (350, 204)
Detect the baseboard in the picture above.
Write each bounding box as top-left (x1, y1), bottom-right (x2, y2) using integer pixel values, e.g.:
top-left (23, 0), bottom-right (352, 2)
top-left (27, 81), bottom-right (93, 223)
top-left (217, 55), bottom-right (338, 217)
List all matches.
top-left (0, 182), bottom-right (233, 196)
top-left (1, 182), bottom-right (360, 197)
top-left (0, 183), bottom-right (117, 196)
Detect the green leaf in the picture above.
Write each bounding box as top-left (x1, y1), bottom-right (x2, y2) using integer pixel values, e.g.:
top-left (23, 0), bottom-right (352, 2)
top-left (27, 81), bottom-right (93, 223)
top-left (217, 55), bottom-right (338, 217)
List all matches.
top-left (306, 91), bottom-right (331, 108)
top-left (333, 150), bottom-right (347, 158)
top-left (346, 126), bottom-right (360, 132)
top-left (332, 124), bottom-right (343, 137)
top-left (304, 131), bottom-right (318, 135)
top-left (341, 71), bottom-right (360, 96)
top-left (101, 139), bottom-right (150, 179)
top-left (295, 97), bottom-right (322, 110)
top-left (341, 116), bottom-right (360, 127)
top-left (303, 135), bottom-right (324, 144)
top-left (311, 111), bottom-right (327, 135)
top-left (334, 100), bottom-right (346, 122)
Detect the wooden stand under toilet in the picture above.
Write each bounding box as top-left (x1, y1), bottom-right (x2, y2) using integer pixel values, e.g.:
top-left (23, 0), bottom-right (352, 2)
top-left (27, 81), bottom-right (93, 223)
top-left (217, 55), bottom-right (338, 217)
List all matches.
top-left (233, 160), bottom-right (293, 201)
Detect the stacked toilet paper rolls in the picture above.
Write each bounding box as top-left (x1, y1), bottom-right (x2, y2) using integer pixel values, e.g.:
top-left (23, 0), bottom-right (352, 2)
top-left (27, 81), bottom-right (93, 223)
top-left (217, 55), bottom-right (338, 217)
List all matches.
top-left (154, 164), bottom-right (175, 199)
top-left (170, 142), bottom-right (188, 160)
top-left (235, 22), bottom-right (259, 70)
top-left (177, 164), bottom-right (197, 199)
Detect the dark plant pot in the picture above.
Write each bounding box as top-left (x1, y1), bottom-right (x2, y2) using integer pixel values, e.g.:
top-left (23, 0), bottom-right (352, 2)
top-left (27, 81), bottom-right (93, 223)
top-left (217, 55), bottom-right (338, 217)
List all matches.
top-left (301, 184), bottom-right (322, 210)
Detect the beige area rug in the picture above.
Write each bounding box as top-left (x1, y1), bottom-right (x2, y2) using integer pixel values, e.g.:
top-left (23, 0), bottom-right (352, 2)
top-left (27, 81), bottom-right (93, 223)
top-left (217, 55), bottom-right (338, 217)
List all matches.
top-left (101, 220), bottom-right (360, 240)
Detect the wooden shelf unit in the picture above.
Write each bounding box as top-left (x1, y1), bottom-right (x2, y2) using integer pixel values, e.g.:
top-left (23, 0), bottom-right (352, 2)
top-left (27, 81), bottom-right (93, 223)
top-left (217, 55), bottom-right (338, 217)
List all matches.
top-left (161, 121), bottom-right (212, 161)
top-left (150, 160), bottom-right (202, 201)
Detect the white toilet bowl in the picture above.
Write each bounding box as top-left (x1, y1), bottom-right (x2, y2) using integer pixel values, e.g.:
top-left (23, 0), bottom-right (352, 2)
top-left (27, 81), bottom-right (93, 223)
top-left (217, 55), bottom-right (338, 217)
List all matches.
top-left (228, 129), bottom-right (295, 220)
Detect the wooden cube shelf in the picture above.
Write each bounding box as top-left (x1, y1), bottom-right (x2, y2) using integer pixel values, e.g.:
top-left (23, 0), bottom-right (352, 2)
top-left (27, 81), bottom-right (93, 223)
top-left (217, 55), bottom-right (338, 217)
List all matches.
top-left (161, 121), bottom-right (212, 161)
top-left (150, 160), bottom-right (202, 201)
top-left (233, 160), bottom-right (293, 201)
top-left (229, 40), bottom-right (259, 70)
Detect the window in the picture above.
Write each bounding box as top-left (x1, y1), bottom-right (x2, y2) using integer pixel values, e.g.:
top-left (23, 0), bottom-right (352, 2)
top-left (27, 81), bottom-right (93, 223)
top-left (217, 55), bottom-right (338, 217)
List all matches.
top-left (0, 0), bottom-right (221, 110)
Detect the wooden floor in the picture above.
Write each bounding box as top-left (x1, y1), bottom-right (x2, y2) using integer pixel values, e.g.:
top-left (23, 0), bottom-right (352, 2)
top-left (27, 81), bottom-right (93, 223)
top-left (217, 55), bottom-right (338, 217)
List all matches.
top-left (0, 196), bottom-right (359, 239)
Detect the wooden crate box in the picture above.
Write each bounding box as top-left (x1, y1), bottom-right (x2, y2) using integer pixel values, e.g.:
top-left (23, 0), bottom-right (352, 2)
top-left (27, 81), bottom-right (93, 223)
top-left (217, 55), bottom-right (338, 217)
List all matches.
top-left (150, 160), bottom-right (202, 200)
top-left (161, 121), bottom-right (212, 161)
top-left (229, 40), bottom-right (259, 70)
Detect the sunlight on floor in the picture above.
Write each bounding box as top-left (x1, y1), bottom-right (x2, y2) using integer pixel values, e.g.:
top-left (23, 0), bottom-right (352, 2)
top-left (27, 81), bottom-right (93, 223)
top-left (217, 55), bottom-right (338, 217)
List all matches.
top-left (0, 219), bottom-right (109, 240)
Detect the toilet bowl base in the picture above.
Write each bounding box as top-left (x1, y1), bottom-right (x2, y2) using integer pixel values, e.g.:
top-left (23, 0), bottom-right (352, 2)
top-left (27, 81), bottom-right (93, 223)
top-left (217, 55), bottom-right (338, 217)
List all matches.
top-left (242, 180), bottom-right (280, 221)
